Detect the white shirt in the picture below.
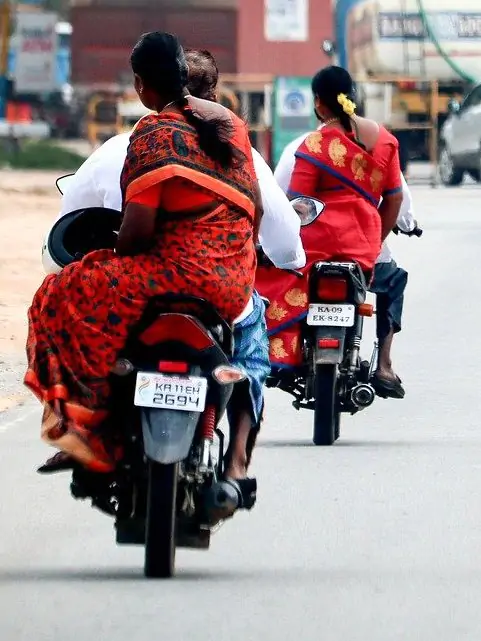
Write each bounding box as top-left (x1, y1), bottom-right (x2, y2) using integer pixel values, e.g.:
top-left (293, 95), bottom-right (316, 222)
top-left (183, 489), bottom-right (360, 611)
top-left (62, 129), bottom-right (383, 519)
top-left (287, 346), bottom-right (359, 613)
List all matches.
top-left (274, 129), bottom-right (416, 264)
top-left (56, 132), bottom-right (306, 324)
top-left (58, 133), bottom-right (305, 270)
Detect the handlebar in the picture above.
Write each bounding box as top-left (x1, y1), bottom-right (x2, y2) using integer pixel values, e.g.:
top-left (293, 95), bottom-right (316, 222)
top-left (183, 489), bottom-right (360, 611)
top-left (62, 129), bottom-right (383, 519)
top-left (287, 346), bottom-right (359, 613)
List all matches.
top-left (393, 225), bottom-right (423, 237)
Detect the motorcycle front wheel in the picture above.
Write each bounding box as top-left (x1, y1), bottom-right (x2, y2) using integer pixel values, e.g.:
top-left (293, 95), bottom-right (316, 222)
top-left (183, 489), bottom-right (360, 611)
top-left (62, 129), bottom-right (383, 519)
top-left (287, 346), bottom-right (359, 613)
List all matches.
top-left (144, 461), bottom-right (178, 578)
top-left (313, 364), bottom-right (340, 446)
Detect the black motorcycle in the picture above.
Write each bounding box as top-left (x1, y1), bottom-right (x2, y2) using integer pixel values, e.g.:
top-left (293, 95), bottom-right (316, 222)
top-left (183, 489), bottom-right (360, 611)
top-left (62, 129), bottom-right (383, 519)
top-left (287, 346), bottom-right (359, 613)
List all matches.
top-left (43, 176), bottom-right (256, 579)
top-left (263, 197), bottom-right (422, 447)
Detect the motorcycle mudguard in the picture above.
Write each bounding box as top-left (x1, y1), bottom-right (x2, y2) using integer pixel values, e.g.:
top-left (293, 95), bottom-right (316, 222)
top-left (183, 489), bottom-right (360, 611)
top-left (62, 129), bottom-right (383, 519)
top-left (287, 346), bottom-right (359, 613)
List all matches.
top-left (141, 408), bottom-right (199, 464)
top-left (314, 327), bottom-right (347, 365)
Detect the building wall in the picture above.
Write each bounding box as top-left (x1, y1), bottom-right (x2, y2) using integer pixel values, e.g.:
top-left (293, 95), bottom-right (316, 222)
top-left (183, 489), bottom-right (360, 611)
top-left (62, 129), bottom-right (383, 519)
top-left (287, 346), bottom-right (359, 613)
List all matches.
top-left (237, 0), bottom-right (334, 75)
top-left (71, 5), bottom-right (237, 87)
top-left (70, 0), bottom-right (236, 7)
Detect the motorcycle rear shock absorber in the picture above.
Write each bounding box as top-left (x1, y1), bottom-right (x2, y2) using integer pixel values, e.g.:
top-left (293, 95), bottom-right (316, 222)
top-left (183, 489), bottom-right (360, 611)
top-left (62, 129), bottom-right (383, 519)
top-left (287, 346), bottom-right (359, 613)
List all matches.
top-left (199, 405), bottom-right (216, 473)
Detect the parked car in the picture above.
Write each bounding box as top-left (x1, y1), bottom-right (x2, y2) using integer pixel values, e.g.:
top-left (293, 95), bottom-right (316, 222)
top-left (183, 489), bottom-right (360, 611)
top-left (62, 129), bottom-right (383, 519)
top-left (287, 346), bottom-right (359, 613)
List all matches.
top-left (439, 84), bottom-right (481, 186)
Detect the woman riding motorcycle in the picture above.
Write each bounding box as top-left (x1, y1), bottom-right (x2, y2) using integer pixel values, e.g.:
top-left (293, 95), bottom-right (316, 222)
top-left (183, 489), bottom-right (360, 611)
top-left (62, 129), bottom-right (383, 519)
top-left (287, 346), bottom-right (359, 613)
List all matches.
top-left (25, 32), bottom-right (260, 485)
top-left (256, 66), bottom-right (403, 367)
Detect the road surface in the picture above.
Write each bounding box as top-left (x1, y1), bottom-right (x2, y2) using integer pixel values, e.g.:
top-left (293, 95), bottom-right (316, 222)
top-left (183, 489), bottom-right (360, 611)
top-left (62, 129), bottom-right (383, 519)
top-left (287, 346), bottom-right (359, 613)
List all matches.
top-left (1, 184), bottom-right (481, 640)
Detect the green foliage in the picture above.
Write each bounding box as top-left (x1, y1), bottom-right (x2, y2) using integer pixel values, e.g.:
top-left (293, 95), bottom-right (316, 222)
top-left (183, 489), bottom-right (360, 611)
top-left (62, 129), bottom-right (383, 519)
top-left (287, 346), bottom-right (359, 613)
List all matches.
top-left (0, 139), bottom-right (86, 170)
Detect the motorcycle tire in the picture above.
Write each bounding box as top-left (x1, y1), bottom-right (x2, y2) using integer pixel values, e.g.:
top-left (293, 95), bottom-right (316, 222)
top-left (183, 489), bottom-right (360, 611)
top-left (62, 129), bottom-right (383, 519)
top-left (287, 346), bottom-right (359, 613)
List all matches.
top-left (144, 461), bottom-right (178, 578)
top-left (313, 364), bottom-right (340, 446)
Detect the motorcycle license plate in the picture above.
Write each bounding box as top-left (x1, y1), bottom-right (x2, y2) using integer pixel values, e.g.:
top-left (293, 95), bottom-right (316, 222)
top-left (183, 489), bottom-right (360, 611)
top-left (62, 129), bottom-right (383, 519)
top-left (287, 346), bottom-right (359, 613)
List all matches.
top-left (134, 372), bottom-right (208, 412)
top-left (307, 304), bottom-right (355, 327)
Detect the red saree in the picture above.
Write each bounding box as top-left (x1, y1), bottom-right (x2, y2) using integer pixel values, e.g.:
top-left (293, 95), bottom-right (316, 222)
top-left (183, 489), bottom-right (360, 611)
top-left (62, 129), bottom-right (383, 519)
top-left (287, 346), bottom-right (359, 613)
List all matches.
top-left (25, 108), bottom-right (257, 470)
top-left (256, 126), bottom-right (401, 368)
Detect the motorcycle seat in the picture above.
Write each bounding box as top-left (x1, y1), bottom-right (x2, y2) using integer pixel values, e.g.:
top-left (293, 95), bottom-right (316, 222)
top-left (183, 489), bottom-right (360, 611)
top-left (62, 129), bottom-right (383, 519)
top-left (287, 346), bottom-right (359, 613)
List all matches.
top-left (128, 294), bottom-right (233, 356)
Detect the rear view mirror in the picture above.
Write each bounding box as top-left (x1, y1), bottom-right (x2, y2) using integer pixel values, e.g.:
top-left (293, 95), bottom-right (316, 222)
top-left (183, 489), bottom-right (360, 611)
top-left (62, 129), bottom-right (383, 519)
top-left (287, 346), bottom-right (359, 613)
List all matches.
top-left (291, 197), bottom-right (325, 226)
top-left (56, 174), bottom-right (75, 195)
top-left (447, 99), bottom-right (460, 115)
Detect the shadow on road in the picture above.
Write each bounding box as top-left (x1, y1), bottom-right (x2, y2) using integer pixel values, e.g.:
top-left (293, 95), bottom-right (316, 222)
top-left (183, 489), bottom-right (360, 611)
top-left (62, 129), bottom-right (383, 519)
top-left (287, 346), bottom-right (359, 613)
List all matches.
top-left (258, 438), bottom-right (474, 449)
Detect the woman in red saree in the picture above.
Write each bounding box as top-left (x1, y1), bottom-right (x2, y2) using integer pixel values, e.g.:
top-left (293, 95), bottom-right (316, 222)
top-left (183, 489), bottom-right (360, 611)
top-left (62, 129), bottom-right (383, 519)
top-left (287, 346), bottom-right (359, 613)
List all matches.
top-left (256, 66), bottom-right (403, 367)
top-left (25, 32), bottom-right (259, 474)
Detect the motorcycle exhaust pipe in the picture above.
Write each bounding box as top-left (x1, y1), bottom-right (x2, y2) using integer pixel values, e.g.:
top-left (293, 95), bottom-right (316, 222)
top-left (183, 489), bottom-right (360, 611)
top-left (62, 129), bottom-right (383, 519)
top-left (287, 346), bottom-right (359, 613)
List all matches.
top-left (203, 479), bottom-right (257, 525)
top-left (350, 383), bottom-right (375, 409)
top-left (203, 481), bottom-right (241, 525)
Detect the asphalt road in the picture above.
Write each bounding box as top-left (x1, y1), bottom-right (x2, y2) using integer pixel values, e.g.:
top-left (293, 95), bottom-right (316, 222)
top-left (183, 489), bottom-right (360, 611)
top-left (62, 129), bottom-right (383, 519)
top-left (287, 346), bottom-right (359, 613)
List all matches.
top-left (2, 183), bottom-right (481, 640)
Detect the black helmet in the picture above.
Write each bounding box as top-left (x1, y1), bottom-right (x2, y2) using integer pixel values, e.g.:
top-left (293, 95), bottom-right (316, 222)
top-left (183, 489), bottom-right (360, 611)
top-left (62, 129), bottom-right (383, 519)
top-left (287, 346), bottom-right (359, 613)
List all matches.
top-left (42, 207), bottom-right (122, 273)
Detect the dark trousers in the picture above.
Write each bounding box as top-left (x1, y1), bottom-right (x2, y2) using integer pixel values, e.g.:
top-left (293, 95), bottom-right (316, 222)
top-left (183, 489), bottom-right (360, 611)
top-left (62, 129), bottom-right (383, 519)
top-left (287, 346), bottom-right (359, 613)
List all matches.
top-left (369, 260), bottom-right (408, 342)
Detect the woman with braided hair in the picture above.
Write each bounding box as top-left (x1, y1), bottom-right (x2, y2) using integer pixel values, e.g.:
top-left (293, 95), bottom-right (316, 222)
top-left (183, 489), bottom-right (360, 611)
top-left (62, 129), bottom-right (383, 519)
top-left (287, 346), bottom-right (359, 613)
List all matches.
top-left (25, 32), bottom-right (260, 478)
top-left (256, 66), bottom-right (404, 368)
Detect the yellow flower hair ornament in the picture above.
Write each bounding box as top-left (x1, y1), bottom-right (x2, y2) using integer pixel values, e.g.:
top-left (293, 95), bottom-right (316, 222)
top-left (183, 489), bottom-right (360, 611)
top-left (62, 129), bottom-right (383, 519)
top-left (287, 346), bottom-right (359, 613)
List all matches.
top-left (337, 93), bottom-right (356, 116)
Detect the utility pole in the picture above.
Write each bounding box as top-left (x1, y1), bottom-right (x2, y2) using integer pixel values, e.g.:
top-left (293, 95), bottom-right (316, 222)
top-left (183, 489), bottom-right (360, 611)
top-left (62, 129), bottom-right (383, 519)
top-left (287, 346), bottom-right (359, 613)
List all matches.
top-left (0, 0), bottom-right (11, 119)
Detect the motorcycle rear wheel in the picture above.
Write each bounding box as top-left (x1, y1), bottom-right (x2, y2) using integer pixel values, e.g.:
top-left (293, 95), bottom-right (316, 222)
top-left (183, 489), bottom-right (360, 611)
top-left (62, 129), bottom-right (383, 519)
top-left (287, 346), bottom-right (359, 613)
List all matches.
top-left (144, 461), bottom-right (178, 578)
top-left (313, 364), bottom-right (340, 446)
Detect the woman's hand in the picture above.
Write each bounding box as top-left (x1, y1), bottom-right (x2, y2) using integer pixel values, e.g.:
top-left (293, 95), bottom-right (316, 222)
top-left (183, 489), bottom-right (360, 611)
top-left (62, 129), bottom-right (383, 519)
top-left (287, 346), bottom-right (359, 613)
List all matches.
top-left (116, 203), bottom-right (157, 256)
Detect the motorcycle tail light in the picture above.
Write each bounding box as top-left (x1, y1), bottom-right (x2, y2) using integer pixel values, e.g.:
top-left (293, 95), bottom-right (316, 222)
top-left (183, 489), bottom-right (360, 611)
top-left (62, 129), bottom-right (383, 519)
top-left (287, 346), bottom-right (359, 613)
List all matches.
top-left (318, 338), bottom-right (340, 349)
top-left (317, 277), bottom-right (348, 301)
top-left (157, 360), bottom-right (189, 374)
top-left (358, 303), bottom-right (374, 317)
top-left (139, 314), bottom-right (215, 350)
top-left (212, 365), bottom-right (246, 385)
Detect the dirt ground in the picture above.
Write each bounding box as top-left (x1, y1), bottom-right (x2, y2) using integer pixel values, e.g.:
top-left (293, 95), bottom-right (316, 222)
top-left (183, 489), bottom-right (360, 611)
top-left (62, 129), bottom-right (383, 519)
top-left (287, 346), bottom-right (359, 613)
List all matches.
top-left (0, 170), bottom-right (61, 413)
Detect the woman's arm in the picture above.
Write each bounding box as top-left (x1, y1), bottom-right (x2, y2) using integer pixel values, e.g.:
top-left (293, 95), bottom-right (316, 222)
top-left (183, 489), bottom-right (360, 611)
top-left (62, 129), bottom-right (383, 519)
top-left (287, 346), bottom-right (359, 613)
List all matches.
top-left (379, 193), bottom-right (403, 242)
top-left (288, 156), bottom-right (319, 200)
top-left (116, 184), bottom-right (160, 256)
top-left (378, 146), bottom-right (403, 242)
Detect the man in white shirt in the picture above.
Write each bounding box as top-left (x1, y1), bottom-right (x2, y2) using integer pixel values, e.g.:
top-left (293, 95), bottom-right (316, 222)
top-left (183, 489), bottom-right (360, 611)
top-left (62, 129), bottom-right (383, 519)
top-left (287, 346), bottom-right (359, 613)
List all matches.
top-left (41, 50), bottom-right (305, 474)
top-left (57, 134), bottom-right (305, 272)
top-left (275, 129), bottom-right (417, 399)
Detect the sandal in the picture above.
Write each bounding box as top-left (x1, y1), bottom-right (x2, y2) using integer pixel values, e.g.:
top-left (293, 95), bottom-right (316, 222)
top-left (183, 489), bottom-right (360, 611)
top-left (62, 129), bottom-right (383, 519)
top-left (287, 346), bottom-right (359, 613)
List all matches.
top-left (222, 477), bottom-right (257, 511)
top-left (371, 372), bottom-right (405, 399)
top-left (203, 477), bottom-right (257, 525)
top-left (37, 451), bottom-right (75, 474)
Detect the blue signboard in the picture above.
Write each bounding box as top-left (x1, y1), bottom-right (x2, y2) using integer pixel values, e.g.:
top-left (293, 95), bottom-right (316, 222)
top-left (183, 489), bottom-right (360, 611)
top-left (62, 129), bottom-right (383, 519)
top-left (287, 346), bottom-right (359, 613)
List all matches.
top-left (272, 76), bottom-right (317, 166)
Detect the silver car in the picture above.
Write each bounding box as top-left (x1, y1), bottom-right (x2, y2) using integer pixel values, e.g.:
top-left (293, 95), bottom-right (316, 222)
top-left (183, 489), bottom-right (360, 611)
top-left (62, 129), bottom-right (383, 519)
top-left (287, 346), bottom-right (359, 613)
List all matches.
top-left (439, 84), bottom-right (481, 186)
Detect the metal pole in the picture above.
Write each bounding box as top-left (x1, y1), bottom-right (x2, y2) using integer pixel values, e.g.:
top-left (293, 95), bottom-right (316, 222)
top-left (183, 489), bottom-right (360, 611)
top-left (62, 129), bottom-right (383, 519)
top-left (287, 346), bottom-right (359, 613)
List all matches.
top-left (0, 0), bottom-right (11, 119)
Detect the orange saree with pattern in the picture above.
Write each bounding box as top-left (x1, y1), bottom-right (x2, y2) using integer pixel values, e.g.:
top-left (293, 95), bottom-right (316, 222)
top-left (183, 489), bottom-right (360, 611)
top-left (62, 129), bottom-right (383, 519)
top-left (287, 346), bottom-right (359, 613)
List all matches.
top-left (256, 126), bottom-right (401, 368)
top-left (25, 108), bottom-right (258, 470)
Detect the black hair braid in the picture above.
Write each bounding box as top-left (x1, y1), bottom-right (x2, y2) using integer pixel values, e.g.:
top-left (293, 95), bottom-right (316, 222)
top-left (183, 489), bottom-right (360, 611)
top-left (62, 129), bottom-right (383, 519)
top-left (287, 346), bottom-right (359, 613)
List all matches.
top-left (179, 97), bottom-right (238, 169)
top-left (333, 102), bottom-right (353, 133)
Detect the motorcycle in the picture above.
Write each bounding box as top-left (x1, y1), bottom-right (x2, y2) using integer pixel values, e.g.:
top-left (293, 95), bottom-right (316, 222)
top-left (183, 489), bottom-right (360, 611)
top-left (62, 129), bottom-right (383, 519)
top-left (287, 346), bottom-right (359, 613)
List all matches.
top-left (42, 175), bottom-right (257, 579)
top-left (262, 197), bottom-right (422, 447)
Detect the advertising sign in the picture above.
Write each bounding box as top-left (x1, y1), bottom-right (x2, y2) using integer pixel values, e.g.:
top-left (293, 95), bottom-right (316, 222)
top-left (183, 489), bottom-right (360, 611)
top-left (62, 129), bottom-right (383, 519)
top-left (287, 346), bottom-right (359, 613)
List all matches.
top-left (14, 12), bottom-right (58, 93)
top-left (265, 0), bottom-right (309, 42)
top-left (378, 12), bottom-right (481, 41)
top-left (272, 76), bottom-right (317, 166)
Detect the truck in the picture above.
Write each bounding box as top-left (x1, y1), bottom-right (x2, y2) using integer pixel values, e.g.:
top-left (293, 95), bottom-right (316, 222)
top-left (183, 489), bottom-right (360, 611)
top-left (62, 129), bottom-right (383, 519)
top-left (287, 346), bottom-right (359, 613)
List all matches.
top-left (334, 0), bottom-right (481, 162)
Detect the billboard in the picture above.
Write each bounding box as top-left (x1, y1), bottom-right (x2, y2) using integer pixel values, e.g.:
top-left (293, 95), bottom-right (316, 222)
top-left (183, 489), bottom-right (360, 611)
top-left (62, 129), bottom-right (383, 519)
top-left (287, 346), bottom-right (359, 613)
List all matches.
top-left (14, 12), bottom-right (58, 93)
top-left (264, 0), bottom-right (309, 42)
